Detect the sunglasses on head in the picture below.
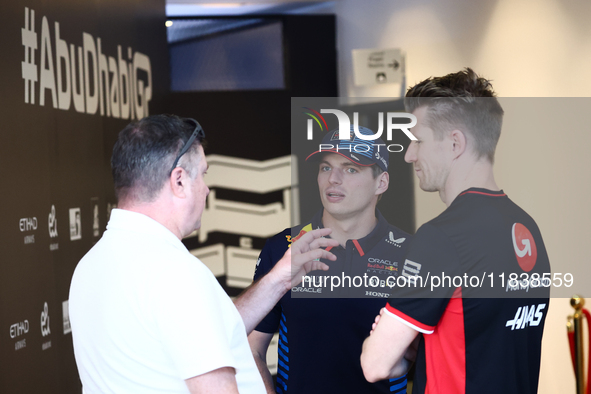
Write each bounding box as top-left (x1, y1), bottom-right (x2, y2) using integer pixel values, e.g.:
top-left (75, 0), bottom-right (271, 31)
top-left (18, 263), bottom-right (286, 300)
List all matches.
top-left (170, 118), bottom-right (205, 174)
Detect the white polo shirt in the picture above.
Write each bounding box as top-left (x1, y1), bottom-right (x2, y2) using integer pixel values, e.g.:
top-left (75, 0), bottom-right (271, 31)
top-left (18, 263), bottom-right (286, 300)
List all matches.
top-left (69, 209), bottom-right (264, 394)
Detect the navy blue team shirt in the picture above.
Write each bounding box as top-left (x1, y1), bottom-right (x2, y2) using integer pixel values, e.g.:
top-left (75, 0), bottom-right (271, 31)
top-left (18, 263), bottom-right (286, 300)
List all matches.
top-left (254, 209), bottom-right (412, 394)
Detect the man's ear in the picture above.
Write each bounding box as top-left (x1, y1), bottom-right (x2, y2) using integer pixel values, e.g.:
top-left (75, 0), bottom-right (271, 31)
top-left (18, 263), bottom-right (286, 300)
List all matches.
top-left (376, 171), bottom-right (389, 195)
top-left (169, 167), bottom-right (188, 198)
top-left (449, 129), bottom-right (467, 159)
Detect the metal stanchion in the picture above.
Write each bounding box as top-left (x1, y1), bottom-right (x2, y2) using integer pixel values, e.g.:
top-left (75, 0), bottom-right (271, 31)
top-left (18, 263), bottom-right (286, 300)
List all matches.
top-left (569, 295), bottom-right (587, 394)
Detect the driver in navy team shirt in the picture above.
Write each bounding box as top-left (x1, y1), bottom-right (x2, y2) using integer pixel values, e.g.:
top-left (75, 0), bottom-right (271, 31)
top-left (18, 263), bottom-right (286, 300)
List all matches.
top-left (249, 125), bottom-right (413, 394)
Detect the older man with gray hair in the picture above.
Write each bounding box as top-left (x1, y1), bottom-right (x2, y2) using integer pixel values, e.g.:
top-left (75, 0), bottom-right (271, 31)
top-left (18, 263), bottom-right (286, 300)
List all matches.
top-left (69, 114), bottom-right (337, 394)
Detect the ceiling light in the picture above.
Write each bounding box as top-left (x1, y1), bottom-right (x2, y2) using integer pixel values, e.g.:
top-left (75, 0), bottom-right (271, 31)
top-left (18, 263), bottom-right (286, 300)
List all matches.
top-left (200, 3), bottom-right (244, 8)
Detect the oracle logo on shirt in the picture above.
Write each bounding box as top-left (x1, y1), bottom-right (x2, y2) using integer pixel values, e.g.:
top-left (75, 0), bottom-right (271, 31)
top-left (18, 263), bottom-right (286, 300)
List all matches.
top-left (511, 223), bottom-right (537, 272)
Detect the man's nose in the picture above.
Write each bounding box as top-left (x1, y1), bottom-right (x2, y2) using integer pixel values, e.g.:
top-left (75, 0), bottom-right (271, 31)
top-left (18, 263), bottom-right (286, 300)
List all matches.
top-left (328, 169), bottom-right (342, 184)
top-left (405, 142), bottom-right (417, 163)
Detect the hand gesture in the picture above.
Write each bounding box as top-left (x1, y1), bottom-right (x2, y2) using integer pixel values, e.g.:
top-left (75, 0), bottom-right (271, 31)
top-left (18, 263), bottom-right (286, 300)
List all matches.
top-left (276, 228), bottom-right (339, 290)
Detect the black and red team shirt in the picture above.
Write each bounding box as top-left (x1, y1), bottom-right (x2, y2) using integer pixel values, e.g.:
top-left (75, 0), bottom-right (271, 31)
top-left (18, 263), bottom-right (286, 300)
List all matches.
top-left (387, 188), bottom-right (551, 394)
top-left (254, 209), bottom-right (412, 394)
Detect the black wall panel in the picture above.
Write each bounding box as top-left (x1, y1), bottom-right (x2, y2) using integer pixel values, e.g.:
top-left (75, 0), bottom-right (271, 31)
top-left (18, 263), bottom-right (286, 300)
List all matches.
top-left (0, 1), bottom-right (169, 392)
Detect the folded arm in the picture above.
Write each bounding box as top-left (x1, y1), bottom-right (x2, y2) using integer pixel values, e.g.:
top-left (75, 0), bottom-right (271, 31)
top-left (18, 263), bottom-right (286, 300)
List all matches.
top-left (360, 307), bottom-right (419, 382)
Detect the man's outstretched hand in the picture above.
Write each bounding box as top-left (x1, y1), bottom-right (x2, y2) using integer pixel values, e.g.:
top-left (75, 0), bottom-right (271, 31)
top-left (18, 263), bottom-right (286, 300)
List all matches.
top-left (235, 227), bottom-right (338, 334)
top-left (276, 228), bottom-right (339, 290)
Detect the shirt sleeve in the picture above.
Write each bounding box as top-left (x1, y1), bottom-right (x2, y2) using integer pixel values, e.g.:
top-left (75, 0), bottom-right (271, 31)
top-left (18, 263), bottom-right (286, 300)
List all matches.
top-left (387, 223), bottom-right (462, 334)
top-left (253, 230), bottom-right (290, 334)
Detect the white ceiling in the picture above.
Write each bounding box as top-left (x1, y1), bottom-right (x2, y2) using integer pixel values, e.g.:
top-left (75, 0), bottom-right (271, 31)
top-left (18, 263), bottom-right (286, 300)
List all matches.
top-left (165, 0), bottom-right (337, 16)
top-left (167, 0), bottom-right (333, 4)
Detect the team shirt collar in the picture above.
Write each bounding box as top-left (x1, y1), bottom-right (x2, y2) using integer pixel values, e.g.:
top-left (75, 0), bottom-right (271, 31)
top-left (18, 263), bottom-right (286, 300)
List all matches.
top-left (457, 187), bottom-right (507, 199)
top-left (452, 187), bottom-right (508, 209)
top-left (310, 209), bottom-right (389, 256)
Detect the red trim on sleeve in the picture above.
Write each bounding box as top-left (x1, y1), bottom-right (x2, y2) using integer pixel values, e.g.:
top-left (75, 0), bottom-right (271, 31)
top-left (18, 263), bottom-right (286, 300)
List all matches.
top-left (352, 239), bottom-right (364, 256)
top-left (385, 303), bottom-right (435, 333)
top-left (424, 288), bottom-right (466, 394)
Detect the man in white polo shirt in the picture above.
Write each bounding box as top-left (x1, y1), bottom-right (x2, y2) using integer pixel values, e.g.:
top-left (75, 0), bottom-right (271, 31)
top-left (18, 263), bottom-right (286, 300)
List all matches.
top-left (69, 115), bottom-right (337, 394)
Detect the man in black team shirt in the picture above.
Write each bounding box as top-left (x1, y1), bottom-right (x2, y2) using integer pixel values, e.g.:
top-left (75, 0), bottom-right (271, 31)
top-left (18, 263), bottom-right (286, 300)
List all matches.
top-left (248, 125), bottom-right (412, 394)
top-left (361, 68), bottom-right (551, 394)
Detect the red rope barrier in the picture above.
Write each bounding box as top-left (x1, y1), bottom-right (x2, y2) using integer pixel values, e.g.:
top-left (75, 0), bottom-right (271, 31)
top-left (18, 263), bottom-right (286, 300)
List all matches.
top-left (583, 309), bottom-right (591, 394)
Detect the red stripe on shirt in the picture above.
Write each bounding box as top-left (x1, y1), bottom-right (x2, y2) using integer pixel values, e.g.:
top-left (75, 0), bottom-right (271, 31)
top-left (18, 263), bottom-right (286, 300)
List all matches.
top-left (352, 239), bottom-right (364, 256)
top-left (385, 303), bottom-right (435, 333)
top-left (459, 191), bottom-right (506, 197)
top-left (424, 288), bottom-right (466, 394)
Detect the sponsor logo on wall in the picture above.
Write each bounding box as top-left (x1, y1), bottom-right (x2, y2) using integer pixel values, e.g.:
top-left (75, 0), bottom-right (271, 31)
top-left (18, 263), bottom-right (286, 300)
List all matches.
top-left (69, 208), bottom-right (81, 241)
top-left (2, 1), bottom-right (166, 390)
top-left (19, 216), bottom-right (37, 244)
top-left (21, 7), bottom-right (153, 119)
top-left (91, 198), bottom-right (100, 238)
top-left (107, 203), bottom-right (117, 222)
top-left (62, 300), bottom-right (71, 335)
top-left (41, 302), bottom-right (51, 350)
top-left (10, 319), bottom-right (29, 351)
top-left (48, 204), bottom-right (59, 251)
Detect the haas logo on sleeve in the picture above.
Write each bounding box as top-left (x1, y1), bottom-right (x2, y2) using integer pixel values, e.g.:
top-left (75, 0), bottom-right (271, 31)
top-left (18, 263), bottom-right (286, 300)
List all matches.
top-left (511, 223), bottom-right (537, 272)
